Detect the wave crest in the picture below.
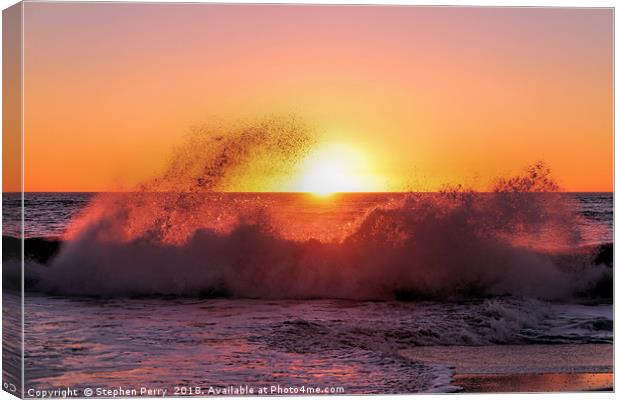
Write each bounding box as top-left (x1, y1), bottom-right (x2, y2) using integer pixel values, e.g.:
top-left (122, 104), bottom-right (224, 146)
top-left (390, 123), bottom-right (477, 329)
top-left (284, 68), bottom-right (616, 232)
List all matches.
top-left (30, 119), bottom-right (611, 299)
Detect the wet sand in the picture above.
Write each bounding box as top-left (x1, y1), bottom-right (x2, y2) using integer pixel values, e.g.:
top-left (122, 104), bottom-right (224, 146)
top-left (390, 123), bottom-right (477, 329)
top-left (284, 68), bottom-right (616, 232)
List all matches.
top-left (453, 372), bottom-right (612, 392)
top-left (400, 344), bottom-right (613, 392)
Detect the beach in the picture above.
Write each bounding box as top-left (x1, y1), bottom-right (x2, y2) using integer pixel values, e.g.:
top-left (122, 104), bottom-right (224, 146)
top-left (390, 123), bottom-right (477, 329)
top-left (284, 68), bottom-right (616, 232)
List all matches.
top-left (401, 344), bottom-right (613, 392)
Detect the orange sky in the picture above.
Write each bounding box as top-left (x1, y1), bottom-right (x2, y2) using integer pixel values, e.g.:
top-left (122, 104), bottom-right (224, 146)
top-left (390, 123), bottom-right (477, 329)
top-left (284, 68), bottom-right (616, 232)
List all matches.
top-left (17, 4), bottom-right (613, 192)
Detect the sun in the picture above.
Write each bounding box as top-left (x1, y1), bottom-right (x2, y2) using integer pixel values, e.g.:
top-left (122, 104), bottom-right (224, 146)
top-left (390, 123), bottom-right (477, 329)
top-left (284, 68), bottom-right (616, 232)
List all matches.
top-left (292, 143), bottom-right (383, 196)
top-left (298, 159), bottom-right (360, 197)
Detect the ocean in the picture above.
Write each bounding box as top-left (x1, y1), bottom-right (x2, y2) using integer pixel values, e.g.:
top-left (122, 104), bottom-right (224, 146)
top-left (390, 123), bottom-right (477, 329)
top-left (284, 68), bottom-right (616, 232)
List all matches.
top-left (2, 192), bottom-right (614, 394)
top-left (2, 192), bottom-right (614, 243)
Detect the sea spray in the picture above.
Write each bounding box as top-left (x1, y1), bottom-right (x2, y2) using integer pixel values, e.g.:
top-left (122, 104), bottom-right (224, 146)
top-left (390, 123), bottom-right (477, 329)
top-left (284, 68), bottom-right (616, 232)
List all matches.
top-left (63, 117), bottom-right (315, 245)
top-left (34, 119), bottom-right (608, 299)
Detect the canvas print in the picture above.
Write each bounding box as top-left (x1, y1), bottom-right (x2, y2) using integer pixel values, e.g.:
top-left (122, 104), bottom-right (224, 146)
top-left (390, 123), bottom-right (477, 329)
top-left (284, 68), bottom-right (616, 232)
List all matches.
top-left (2, 2), bottom-right (614, 397)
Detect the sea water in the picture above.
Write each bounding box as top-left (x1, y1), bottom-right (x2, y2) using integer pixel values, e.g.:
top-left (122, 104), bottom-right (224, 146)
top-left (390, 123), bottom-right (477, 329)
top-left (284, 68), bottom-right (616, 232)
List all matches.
top-left (2, 192), bottom-right (613, 394)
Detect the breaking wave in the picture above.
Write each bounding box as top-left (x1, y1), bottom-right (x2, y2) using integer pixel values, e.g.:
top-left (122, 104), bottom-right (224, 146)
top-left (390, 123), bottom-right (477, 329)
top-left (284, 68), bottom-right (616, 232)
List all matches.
top-left (16, 118), bottom-right (612, 300)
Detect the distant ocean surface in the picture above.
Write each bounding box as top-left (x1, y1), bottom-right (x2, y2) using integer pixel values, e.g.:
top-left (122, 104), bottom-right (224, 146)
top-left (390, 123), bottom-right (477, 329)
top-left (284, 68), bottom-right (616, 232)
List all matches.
top-left (2, 192), bottom-right (614, 244)
top-left (2, 192), bottom-right (613, 394)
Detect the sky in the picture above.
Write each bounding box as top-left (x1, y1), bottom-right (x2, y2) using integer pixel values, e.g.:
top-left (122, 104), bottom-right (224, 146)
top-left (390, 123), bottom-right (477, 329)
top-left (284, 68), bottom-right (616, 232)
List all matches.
top-left (17, 3), bottom-right (613, 192)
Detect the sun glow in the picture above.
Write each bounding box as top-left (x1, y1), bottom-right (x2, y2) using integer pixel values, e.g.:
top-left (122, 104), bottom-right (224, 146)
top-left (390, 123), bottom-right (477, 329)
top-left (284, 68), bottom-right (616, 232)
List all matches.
top-left (293, 143), bottom-right (383, 196)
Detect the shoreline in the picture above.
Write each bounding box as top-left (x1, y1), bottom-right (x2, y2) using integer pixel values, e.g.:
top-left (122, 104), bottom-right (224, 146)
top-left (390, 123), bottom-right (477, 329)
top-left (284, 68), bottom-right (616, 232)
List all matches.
top-left (453, 372), bottom-right (613, 392)
top-left (400, 344), bottom-right (613, 393)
